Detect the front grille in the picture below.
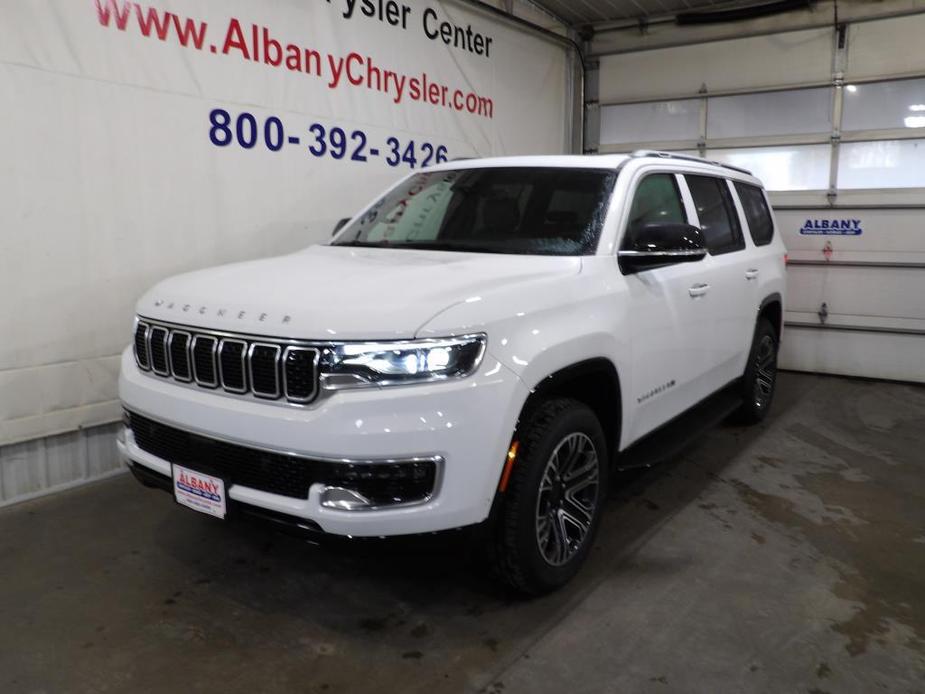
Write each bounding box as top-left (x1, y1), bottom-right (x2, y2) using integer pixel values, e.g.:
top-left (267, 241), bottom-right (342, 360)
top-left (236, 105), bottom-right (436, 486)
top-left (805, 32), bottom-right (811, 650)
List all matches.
top-left (135, 319), bottom-right (318, 404)
top-left (126, 411), bottom-right (437, 504)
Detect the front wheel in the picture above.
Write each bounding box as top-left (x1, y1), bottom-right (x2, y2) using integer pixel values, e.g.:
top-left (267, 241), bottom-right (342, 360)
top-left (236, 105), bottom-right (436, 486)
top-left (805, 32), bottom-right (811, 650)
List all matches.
top-left (490, 398), bottom-right (608, 595)
top-left (735, 318), bottom-right (779, 424)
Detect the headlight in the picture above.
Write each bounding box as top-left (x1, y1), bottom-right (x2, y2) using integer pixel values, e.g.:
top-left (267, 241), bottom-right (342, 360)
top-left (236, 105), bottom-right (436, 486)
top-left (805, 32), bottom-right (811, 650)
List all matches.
top-left (320, 334), bottom-right (487, 389)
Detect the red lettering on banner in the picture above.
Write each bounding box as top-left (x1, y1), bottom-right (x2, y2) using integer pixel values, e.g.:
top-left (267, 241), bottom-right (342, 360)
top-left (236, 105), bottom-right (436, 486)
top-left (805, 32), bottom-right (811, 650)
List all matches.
top-left (328, 54), bottom-right (345, 88)
top-left (171, 14), bottom-right (207, 49)
top-left (304, 49), bottom-right (322, 76)
top-left (96, 5), bottom-right (495, 119)
top-left (95, 0), bottom-right (132, 30)
top-left (263, 27), bottom-right (282, 67)
top-left (251, 23), bottom-right (260, 64)
top-left (222, 18), bottom-right (249, 60)
top-left (392, 73), bottom-right (406, 104)
top-left (135, 4), bottom-right (171, 40)
top-left (346, 53), bottom-right (364, 87)
top-left (368, 61), bottom-right (381, 92)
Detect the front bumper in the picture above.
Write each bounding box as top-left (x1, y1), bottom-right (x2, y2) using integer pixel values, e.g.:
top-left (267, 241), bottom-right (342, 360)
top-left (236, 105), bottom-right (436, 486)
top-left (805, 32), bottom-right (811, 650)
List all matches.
top-left (117, 347), bottom-right (527, 536)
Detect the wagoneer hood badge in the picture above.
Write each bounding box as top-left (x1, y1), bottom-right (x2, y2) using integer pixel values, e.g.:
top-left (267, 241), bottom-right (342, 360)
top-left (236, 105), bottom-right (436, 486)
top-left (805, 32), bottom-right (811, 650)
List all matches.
top-left (149, 298), bottom-right (293, 327)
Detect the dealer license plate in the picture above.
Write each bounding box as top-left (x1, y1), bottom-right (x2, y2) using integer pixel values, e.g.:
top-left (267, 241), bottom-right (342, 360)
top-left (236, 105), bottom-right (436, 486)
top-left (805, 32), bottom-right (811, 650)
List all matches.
top-left (172, 464), bottom-right (226, 519)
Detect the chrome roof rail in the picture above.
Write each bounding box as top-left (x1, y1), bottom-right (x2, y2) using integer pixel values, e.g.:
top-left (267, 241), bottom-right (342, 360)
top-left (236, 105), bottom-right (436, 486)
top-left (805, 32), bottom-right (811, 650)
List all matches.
top-left (630, 149), bottom-right (754, 176)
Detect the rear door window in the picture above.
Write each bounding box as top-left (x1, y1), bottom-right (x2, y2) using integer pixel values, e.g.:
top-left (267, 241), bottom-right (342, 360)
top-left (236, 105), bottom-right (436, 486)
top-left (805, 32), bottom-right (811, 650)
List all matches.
top-left (685, 175), bottom-right (745, 255)
top-left (734, 182), bottom-right (775, 246)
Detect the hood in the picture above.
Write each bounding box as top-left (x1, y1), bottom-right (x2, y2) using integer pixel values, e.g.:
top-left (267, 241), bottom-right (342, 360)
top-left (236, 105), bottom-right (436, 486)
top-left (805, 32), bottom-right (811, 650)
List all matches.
top-left (136, 245), bottom-right (582, 340)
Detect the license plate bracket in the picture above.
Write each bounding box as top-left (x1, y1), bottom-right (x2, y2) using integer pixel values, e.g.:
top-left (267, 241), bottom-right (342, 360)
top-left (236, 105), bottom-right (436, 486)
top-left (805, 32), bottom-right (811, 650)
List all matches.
top-left (172, 464), bottom-right (227, 519)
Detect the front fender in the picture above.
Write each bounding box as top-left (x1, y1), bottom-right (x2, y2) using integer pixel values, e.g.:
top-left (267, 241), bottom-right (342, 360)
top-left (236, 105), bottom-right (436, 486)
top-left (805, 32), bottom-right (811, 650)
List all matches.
top-left (418, 261), bottom-right (635, 446)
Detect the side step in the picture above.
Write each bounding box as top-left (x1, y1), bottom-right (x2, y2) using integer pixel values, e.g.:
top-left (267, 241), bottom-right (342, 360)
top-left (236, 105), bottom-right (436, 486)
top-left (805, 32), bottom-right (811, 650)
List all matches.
top-left (616, 386), bottom-right (743, 469)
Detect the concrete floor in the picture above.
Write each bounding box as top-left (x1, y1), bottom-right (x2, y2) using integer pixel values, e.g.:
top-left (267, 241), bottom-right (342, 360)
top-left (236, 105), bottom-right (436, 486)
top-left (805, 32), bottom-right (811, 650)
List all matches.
top-left (2, 373), bottom-right (924, 694)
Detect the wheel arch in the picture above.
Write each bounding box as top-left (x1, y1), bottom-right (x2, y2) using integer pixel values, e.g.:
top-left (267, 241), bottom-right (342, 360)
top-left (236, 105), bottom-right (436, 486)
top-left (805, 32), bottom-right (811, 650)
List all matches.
top-left (516, 358), bottom-right (622, 467)
top-left (758, 292), bottom-right (783, 338)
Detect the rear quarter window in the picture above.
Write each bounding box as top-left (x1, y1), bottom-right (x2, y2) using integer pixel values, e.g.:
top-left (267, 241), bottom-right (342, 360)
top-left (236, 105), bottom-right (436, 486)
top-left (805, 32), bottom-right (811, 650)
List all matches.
top-left (734, 182), bottom-right (775, 246)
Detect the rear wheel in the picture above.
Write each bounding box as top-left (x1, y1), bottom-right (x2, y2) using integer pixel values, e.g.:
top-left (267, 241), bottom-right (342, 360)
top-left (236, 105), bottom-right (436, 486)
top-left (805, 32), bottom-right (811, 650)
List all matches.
top-left (490, 398), bottom-right (608, 595)
top-left (735, 318), bottom-right (779, 424)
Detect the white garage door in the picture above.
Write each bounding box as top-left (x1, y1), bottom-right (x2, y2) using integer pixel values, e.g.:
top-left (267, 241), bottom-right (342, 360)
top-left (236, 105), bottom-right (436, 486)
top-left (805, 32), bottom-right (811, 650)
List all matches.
top-left (589, 12), bottom-right (925, 384)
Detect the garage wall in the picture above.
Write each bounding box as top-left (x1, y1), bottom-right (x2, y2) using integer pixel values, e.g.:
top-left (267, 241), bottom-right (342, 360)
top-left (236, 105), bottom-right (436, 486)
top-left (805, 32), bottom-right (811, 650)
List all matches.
top-left (0, 0), bottom-right (574, 504)
top-left (587, 10), bottom-right (925, 384)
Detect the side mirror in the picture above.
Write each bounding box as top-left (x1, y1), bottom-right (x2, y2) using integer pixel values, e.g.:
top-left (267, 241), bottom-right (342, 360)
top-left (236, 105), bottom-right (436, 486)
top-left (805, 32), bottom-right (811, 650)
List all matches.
top-left (618, 222), bottom-right (707, 274)
top-left (332, 218), bottom-right (350, 236)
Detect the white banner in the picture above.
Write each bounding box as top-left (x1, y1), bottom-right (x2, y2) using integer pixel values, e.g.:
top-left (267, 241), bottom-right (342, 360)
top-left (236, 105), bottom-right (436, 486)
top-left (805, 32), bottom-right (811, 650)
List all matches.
top-left (0, 0), bottom-right (571, 445)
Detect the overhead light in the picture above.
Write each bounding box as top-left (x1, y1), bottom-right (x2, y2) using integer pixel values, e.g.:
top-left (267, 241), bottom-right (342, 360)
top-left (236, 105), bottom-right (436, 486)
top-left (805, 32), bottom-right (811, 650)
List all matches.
top-left (904, 116), bottom-right (925, 128)
top-left (845, 84), bottom-right (858, 93)
top-left (909, 104), bottom-right (925, 112)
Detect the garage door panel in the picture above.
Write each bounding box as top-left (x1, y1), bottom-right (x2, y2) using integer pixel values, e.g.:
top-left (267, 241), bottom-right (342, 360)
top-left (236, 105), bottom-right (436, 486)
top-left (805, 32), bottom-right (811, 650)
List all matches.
top-left (597, 27), bottom-right (832, 102)
top-left (785, 311), bottom-right (925, 333)
top-left (846, 14), bottom-right (925, 81)
top-left (780, 328), bottom-right (925, 383)
top-left (775, 209), bottom-right (925, 260)
top-left (784, 266), bottom-right (925, 321)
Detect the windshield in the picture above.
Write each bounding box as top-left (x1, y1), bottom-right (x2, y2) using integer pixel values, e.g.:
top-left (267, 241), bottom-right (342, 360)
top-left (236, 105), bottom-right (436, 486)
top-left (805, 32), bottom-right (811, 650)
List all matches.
top-left (332, 167), bottom-right (617, 256)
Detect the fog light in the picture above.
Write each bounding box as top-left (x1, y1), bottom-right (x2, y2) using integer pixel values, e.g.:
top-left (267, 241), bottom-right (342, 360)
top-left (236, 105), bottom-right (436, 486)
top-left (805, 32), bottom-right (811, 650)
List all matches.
top-left (320, 487), bottom-right (374, 511)
top-left (316, 458), bottom-right (440, 509)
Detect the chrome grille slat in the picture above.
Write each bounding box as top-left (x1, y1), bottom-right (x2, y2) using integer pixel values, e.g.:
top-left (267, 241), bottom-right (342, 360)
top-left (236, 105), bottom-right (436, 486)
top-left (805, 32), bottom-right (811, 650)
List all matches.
top-left (134, 320), bottom-right (318, 404)
top-left (168, 331), bottom-right (192, 382)
top-left (134, 321), bottom-right (151, 371)
top-left (149, 327), bottom-right (170, 376)
top-left (191, 335), bottom-right (219, 388)
top-left (283, 346), bottom-right (320, 403)
top-left (249, 343), bottom-right (282, 399)
top-left (218, 339), bottom-right (248, 393)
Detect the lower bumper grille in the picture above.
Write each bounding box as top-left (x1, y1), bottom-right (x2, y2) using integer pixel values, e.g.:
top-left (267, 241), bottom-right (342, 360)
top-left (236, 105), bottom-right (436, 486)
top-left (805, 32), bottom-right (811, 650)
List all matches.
top-left (126, 411), bottom-right (437, 505)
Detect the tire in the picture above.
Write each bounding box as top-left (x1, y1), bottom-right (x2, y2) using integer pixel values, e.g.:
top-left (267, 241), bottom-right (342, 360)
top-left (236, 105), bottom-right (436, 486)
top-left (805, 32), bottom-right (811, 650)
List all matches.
top-left (491, 398), bottom-right (609, 595)
top-left (735, 317), bottom-right (779, 424)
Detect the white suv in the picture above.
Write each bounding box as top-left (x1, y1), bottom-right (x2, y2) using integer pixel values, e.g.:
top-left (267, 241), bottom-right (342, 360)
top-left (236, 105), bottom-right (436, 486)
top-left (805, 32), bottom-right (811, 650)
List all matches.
top-left (118, 152), bottom-right (786, 593)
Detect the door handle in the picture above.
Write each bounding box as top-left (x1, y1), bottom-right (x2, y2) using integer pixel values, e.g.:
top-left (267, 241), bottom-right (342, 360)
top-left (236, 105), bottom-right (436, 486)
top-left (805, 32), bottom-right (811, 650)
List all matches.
top-left (745, 268), bottom-right (760, 280)
top-left (688, 283), bottom-right (711, 298)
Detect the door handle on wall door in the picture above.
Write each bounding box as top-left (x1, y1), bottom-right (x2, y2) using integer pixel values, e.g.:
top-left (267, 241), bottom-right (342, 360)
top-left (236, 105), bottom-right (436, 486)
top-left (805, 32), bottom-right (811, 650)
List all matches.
top-left (688, 283), bottom-right (711, 298)
top-left (745, 268), bottom-right (760, 280)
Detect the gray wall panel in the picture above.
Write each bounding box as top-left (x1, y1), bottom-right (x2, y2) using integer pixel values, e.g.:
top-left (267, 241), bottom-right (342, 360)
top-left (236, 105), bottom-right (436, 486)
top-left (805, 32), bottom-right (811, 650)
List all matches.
top-left (0, 423), bottom-right (123, 507)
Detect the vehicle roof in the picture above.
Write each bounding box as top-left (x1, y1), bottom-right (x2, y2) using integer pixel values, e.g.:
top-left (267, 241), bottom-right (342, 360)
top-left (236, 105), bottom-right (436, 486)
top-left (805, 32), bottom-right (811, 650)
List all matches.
top-left (426, 151), bottom-right (763, 187)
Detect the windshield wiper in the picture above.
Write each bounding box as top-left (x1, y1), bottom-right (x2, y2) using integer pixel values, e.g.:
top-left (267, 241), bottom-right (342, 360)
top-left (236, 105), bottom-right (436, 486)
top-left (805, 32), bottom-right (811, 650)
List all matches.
top-left (332, 240), bottom-right (508, 253)
top-left (331, 240), bottom-right (389, 248)
top-left (390, 241), bottom-right (514, 254)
